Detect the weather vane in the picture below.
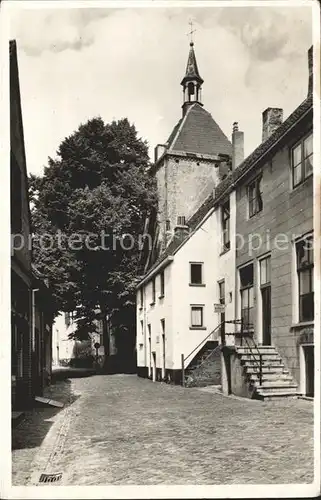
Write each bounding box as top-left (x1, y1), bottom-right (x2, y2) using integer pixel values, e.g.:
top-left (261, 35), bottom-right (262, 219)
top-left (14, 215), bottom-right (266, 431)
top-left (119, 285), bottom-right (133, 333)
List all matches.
top-left (187, 20), bottom-right (196, 44)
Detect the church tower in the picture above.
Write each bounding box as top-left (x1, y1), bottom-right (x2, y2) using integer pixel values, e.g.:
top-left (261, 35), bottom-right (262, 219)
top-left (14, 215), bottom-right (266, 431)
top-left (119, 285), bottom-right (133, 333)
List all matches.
top-left (153, 38), bottom-right (232, 251)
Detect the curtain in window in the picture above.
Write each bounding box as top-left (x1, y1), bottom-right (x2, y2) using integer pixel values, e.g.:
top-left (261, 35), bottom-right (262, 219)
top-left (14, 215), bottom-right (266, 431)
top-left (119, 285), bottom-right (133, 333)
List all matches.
top-left (191, 307), bottom-right (203, 326)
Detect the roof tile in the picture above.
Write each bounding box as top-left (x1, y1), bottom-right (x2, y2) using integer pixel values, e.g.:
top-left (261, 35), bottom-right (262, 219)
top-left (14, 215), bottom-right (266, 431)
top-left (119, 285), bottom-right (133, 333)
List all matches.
top-left (143, 96), bottom-right (312, 279)
top-left (169, 103), bottom-right (232, 157)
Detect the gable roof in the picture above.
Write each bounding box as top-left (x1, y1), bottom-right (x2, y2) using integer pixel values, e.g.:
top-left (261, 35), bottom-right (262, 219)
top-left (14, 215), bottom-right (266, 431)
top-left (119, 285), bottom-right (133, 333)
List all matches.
top-left (168, 103), bottom-right (232, 157)
top-left (139, 95), bottom-right (312, 286)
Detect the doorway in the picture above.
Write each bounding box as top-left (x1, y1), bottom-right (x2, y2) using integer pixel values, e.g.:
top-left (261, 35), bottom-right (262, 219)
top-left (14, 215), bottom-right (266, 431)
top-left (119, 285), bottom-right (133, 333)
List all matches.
top-left (148, 324), bottom-right (151, 378)
top-left (152, 351), bottom-right (156, 382)
top-left (261, 286), bottom-right (271, 345)
top-left (304, 345), bottom-right (314, 397)
top-left (161, 319), bottom-right (165, 379)
top-left (239, 263), bottom-right (254, 332)
top-left (260, 256), bottom-right (271, 345)
top-left (218, 280), bottom-right (225, 341)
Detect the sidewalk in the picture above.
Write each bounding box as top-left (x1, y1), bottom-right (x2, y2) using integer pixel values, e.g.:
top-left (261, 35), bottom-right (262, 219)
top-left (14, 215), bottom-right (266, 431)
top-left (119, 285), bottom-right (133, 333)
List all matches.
top-left (11, 376), bottom-right (81, 486)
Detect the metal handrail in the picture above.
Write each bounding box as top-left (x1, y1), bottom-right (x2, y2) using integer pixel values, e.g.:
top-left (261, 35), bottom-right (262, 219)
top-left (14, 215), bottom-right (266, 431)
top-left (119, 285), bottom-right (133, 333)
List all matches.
top-left (240, 330), bottom-right (263, 386)
top-left (183, 321), bottom-right (225, 364)
top-left (189, 343), bottom-right (222, 372)
top-left (181, 318), bottom-right (263, 386)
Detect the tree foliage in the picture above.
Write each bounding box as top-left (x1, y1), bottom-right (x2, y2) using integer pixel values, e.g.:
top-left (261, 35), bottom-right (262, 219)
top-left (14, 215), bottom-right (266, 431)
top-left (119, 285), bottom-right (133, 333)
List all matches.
top-left (30, 117), bottom-right (157, 350)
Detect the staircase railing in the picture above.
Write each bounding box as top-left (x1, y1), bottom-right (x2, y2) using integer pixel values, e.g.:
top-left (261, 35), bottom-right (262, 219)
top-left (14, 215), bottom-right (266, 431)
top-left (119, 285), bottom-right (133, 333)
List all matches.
top-left (237, 321), bottom-right (263, 386)
top-left (183, 321), bottom-right (225, 364)
top-left (181, 321), bottom-right (225, 386)
top-left (181, 318), bottom-right (263, 387)
top-left (191, 343), bottom-right (222, 371)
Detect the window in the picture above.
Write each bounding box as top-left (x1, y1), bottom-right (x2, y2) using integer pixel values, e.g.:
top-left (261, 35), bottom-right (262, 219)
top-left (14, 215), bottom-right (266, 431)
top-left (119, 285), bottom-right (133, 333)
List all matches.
top-left (11, 152), bottom-right (22, 234)
top-left (151, 278), bottom-right (156, 304)
top-left (139, 288), bottom-right (143, 309)
top-left (160, 271), bottom-right (165, 297)
top-left (221, 200), bottom-right (230, 252)
top-left (219, 280), bottom-right (225, 305)
top-left (218, 280), bottom-right (226, 336)
top-left (191, 306), bottom-right (204, 328)
top-left (177, 215), bottom-right (186, 226)
top-left (188, 82), bottom-right (195, 101)
top-left (296, 236), bottom-right (314, 322)
top-left (190, 262), bottom-right (203, 285)
top-left (239, 264), bottom-right (254, 330)
top-left (260, 256), bottom-right (271, 286)
top-left (140, 320), bottom-right (143, 336)
top-left (292, 133), bottom-right (313, 187)
top-left (248, 177), bottom-right (263, 217)
top-left (166, 220), bottom-right (171, 231)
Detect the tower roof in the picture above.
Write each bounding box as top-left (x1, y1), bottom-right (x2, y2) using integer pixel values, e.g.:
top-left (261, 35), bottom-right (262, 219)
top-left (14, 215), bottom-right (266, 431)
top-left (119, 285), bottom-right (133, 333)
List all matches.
top-left (181, 42), bottom-right (204, 86)
top-left (167, 103), bottom-right (232, 157)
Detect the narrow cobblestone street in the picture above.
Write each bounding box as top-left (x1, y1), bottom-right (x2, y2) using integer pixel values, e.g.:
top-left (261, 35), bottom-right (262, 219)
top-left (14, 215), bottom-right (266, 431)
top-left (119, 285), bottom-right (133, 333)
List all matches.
top-left (12, 374), bottom-right (314, 486)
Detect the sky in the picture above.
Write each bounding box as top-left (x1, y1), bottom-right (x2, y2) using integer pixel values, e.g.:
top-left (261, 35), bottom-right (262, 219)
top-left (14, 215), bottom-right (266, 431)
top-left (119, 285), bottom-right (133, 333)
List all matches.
top-left (8, 3), bottom-right (313, 176)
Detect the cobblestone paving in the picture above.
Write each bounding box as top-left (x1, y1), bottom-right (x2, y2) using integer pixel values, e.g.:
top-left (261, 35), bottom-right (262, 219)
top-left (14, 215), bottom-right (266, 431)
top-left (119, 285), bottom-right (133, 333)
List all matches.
top-left (11, 379), bottom-right (80, 485)
top-left (12, 374), bottom-right (314, 485)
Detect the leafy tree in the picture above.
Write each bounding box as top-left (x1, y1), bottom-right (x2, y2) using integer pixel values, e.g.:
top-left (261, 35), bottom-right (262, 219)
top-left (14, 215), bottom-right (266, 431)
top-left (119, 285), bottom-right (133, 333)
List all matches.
top-left (30, 117), bottom-right (157, 364)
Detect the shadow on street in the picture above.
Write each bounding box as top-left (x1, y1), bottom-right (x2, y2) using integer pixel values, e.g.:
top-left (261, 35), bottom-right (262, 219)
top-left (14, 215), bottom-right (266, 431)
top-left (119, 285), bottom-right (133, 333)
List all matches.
top-left (12, 378), bottom-right (79, 451)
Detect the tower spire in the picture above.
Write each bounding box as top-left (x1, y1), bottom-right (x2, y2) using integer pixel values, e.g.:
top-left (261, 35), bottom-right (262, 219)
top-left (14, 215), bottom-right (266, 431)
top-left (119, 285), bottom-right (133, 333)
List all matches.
top-left (187, 20), bottom-right (196, 45)
top-left (181, 24), bottom-right (203, 116)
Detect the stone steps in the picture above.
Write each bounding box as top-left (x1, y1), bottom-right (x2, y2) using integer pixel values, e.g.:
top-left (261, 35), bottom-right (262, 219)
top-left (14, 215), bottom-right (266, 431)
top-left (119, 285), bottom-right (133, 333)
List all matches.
top-left (236, 344), bottom-right (298, 400)
top-left (256, 391), bottom-right (299, 400)
top-left (257, 380), bottom-right (298, 388)
top-left (240, 353), bottom-right (282, 362)
top-left (246, 365), bottom-right (287, 374)
top-left (249, 373), bottom-right (293, 383)
top-left (256, 384), bottom-right (298, 394)
top-left (243, 360), bottom-right (284, 368)
top-left (185, 342), bottom-right (221, 388)
top-left (237, 347), bottom-right (279, 355)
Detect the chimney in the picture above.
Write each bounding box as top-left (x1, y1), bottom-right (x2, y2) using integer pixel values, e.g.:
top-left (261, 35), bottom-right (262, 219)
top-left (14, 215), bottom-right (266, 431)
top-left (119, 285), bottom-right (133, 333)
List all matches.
top-left (232, 122), bottom-right (244, 169)
top-left (308, 45), bottom-right (313, 97)
top-left (174, 216), bottom-right (189, 243)
top-left (262, 108), bottom-right (283, 142)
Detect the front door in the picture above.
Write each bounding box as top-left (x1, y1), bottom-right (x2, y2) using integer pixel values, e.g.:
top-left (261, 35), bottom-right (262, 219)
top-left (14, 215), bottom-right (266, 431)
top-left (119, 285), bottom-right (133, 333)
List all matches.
top-left (261, 286), bottom-right (271, 345)
top-left (152, 352), bottom-right (156, 382)
top-left (304, 345), bottom-right (314, 397)
top-left (260, 256), bottom-right (271, 345)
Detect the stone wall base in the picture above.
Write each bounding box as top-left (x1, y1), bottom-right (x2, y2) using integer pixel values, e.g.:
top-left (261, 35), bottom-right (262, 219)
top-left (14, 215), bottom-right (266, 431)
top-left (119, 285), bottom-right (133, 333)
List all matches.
top-left (137, 367), bottom-right (183, 385)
